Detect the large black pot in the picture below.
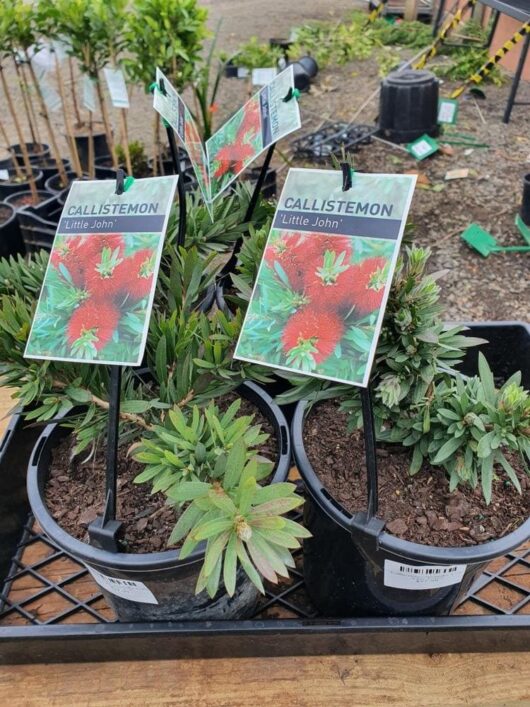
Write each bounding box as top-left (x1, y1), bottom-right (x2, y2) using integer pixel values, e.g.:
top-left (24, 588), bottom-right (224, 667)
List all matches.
top-left (4, 190), bottom-right (51, 211)
top-left (0, 202), bottom-right (23, 257)
top-left (11, 142), bottom-right (50, 165)
top-left (34, 158), bottom-right (72, 183)
top-left (27, 382), bottom-right (291, 622)
top-left (44, 169), bottom-right (80, 195)
top-left (378, 69), bottom-right (439, 144)
top-left (0, 169), bottom-right (44, 199)
top-left (292, 322), bottom-right (530, 617)
top-left (74, 132), bottom-right (110, 173)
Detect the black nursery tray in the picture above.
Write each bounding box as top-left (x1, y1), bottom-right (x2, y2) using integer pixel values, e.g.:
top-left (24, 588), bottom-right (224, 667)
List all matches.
top-left (0, 416), bottom-right (529, 664)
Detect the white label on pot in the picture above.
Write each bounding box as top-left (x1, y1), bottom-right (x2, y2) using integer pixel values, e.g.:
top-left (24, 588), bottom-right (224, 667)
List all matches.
top-left (384, 560), bottom-right (467, 590)
top-left (0, 170), bottom-right (9, 181)
top-left (86, 566), bottom-right (159, 604)
top-left (103, 67), bottom-right (130, 108)
top-left (252, 67), bottom-right (278, 86)
top-left (39, 79), bottom-right (62, 112)
top-left (237, 67), bottom-right (249, 78)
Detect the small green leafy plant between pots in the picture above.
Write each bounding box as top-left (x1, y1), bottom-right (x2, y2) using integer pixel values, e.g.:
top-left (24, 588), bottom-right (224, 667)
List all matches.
top-left (133, 399), bottom-right (308, 597)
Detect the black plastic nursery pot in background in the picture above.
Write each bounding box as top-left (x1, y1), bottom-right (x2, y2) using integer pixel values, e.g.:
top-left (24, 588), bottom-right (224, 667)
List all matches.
top-left (292, 322), bottom-right (530, 618)
top-left (0, 203), bottom-right (23, 258)
top-left (44, 170), bottom-right (79, 195)
top-left (36, 158), bottom-right (72, 183)
top-left (378, 69), bottom-right (439, 144)
top-left (0, 169), bottom-right (44, 199)
top-left (74, 132), bottom-right (110, 174)
top-left (11, 142), bottom-right (50, 165)
top-left (4, 190), bottom-right (51, 211)
top-left (27, 382), bottom-right (291, 623)
top-left (15, 193), bottom-right (63, 253)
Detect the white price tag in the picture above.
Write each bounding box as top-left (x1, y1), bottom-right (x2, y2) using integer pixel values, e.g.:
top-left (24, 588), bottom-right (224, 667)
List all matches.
top-left (252, 67), bottom-right (278, 86)
top-left (412, 139), bottom-right (432, 158)
top-left (384, 559), bottom-right (466, 590)
top-left (237, 67), bottom-right (249, 78)
top-left (83, 74), bottom-right (97, 113)
top-left (0, 170), bottom-right (9, 181)
top-left (86, 566), bottom-right (159, 604)
top-left (103, 67), bottom-right (130, 108)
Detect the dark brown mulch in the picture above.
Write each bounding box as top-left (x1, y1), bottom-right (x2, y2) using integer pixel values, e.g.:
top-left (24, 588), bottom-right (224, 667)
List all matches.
top-left (303, 400), bottom-right (530, 547)
top-left (0, 206), bottom-right (12, 223)
top-left (44, 395), bottom-right (277, 553)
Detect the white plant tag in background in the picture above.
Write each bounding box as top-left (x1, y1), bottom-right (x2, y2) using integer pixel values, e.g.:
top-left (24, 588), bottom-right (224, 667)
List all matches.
top-left (384, 559), bottom-right (466, 590)
top-left (103, 67), bottom-right (130, 108)
top-left (0, 170), bottom-right (9, 181)
top-left (252, 67), bottom-right (278, 86)
top-left (86, 566), bottom-right (159, 604)
top-left (83, 74), bottom-right (97, 113)
top-left (39, 78), bottom-right (62, 112)
top-left (237, 67), bottom-right (249, 78)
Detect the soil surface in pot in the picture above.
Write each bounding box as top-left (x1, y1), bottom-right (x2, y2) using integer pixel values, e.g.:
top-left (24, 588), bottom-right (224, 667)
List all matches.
top-left (303, 401), bottom-right (530, 547)
top-left (44, 395), bottom-right (277, 553)
top-left (7, 193), bottom-right (46, 208)
top-left (0, 205), bottom-right (12, 224)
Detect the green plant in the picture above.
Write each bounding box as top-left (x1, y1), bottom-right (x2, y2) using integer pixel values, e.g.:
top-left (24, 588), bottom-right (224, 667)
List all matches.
top-left (123, 0), bottom-right (208, 92)
top-left (133, 399), bottom-right (308, 596)
top-left (390, 354), bottom-right (530, 504)
top-left (191, 24), bottom-right (227, 142)
top-left (234, 37), bottom-right (283, 70)
top-left (116, 141), bottom-right (150, 177)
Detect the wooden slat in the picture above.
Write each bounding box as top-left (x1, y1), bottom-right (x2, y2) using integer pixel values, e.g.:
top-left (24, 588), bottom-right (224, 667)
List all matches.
top-left (0, 652), bottom-right (529, 705)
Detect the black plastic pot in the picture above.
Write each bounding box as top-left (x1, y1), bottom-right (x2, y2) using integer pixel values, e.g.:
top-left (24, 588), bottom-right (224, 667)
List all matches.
top-left (297, 56), bottom-right (318, 79)
top-left (292, 322), bottom-right (530, 617)
top-left (27, 382), bottom-right (291, 622)
top-left (378, 69), bottom-right (439, 144)
top-left (11, 142), bottom-right (50, 165)
top-left (34, 159), bottom-right (71, 183)
top-left (0, 202), bottom-right (23, 257)
top-left (0, 169), bottom-right (44, 199)
top-left (44, 170), bottom-right (79, 195)
top-left (0, 156), bottom-right (15, 171)
top-left (15, 192), bottom-right (64, 253)
top-left (74, 132), bottom-right (110, 173)
top-left (520, 173), bottom-right (530, 227)
top-left (289, 61), bottom-right (311, 92)
top-left (4, 189), bottom-right (51, 212)
top-left (224, 59), bottom-right (240, 78)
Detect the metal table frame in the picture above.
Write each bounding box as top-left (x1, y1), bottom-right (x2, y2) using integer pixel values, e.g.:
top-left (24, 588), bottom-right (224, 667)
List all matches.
top-left (433, 0), bottom-right (530, 122)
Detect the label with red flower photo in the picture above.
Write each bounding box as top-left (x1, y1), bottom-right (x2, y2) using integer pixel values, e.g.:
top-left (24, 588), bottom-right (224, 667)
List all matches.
top-left (234, 168), bottom-right (417, 388)
top-left (206, 65), bottom-right (300, 201)
top-left (24, 176), bottom-right (178, 366)
top-left (153, 66), bottom-right (301, 208)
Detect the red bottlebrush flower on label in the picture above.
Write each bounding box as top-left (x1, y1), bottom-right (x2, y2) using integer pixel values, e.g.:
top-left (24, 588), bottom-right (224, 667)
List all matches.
top-left (265, 232), bottom-right (314, 292)
top-left (346, 256), bottom-right (388, 316)
top-left (304, 234), bottom-right (353, 265)
top-left (282, 306), bottom-right (344, 365)
top-left (304, 250), bottom-right (353, 310)
top-left (84, 243), bottom-right (125, 299)
top-left (67, 299), bottom-right (120, 353)
top-left (119, 248), bottom-right (155, 302)
top-left (238, 100), bottom-right (261, 140)
top-left (77, 234), bottom-right (125, 264)
top-left (213, 143), bottom-right (255, 178)
top-left (51, 238), bottom-right (88, 288)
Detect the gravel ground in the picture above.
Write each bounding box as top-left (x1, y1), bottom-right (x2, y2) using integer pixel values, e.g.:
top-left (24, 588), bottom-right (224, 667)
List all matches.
top-left (0, 0), bottom-right (528, 323)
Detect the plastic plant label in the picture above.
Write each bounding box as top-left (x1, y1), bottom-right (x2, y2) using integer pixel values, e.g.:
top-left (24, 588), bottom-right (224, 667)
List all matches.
top-left (407, 135), bottom-right (439, 161)
top-left (438, 98), bottom-right (459, 125)
top-left (0, 170), bottom-right (9, 181)
top-left (237, 67), bottom-right (250, 78)
top-left (86, 566), bottom-right (158, 604)
top-left (235, 168), bottom-right (416, 388)
top-left (384, 560), bottom-right (467, 590)
top-left (154, 65), bottom-right (301, 206)
top-left (83, 75), bottom-right (97, 113)
top-left (24, 176), bottom-right (178, 366)
top-left (39, 78), bottom-right (62, 112)
top-left (103, 68), bottom-right (130, 109)
top-left (252, 67), bottom-right (278, 86)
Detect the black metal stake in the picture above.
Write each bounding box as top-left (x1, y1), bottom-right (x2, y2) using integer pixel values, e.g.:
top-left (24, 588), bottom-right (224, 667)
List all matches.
top-left (219, 142), bottom-right (276, 282)
top-left (503, 32), bottom-right (530, 125)
top-left (360, 385), bottom-right (378, 519)
top-left (88, 365), bottom-right (123, 552)
top-left (158, 77), bottom-right (187, 247)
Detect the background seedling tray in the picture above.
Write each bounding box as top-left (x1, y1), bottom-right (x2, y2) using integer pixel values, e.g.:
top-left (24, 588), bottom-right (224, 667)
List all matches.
top-left (0, 414), bottom-right (529, 665)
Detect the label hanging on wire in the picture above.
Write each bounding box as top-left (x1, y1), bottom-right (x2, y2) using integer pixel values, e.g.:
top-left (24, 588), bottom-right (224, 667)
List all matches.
top-left (384, 560), bottom-right (467, 590)
top-left (82, 74), bottom-right (97, 113)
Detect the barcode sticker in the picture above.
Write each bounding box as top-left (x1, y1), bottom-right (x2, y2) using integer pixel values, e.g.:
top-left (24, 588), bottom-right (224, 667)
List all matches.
top-left (384, 559), bottom-right (466, 590)
top-left (86, 566), bottom-right (159, 604)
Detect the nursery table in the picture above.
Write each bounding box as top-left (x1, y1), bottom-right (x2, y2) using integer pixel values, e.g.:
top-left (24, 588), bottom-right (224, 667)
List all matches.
top-left (434, 0), bottom-right (530, 122)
